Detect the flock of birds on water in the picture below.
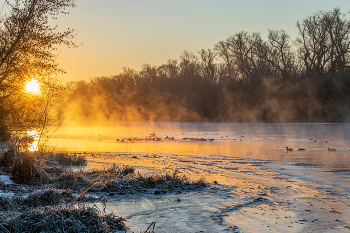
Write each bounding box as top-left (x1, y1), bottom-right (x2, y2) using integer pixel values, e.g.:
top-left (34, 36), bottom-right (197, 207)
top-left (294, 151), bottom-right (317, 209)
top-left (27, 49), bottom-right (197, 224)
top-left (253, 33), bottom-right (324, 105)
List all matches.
top-left (112, 132), bottom-right (342, 152)
top-left (285, 138), bottom-right (340, 151)
top-left (115, 132), bottom-right (214, 143)
top-left (286, 146), bottom-right (337, 151)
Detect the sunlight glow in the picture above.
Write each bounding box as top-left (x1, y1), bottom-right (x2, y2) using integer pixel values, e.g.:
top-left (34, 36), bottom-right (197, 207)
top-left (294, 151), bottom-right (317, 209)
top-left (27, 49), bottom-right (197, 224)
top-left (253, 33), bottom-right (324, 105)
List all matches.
top-left (27, 130), bottom-right (39, 152)
top-left (26, 80), bottom-right (40, 94)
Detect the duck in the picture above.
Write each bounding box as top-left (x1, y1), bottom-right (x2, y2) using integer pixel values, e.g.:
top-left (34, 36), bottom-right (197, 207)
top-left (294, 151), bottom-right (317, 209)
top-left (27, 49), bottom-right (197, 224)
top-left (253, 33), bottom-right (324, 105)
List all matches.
top-left (286, 147), bottom-right (293, 151)
top-left (327, 148), bottom-right (336, 151)
top-left (298, 148), bottom-right (305, 151)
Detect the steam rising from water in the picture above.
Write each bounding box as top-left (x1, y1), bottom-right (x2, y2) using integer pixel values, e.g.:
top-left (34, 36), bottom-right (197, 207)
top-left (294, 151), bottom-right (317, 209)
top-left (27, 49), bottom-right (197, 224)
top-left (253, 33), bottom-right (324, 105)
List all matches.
top-left (45, 122), bottom-right (350, 168)
top-left (56, 64), bottom-right (350, 123)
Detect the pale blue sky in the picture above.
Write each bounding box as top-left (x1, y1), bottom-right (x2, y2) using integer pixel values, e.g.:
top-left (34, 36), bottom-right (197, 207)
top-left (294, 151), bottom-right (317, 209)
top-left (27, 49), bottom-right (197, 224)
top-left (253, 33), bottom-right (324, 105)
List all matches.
top-left (56, 0), bottom-right (350, 81)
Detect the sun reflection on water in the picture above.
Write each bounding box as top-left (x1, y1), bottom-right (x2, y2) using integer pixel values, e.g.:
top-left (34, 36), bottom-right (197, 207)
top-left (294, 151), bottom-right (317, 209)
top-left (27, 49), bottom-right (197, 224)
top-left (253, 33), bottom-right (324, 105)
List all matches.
top-left (27, 130), bottom-right (39, 151)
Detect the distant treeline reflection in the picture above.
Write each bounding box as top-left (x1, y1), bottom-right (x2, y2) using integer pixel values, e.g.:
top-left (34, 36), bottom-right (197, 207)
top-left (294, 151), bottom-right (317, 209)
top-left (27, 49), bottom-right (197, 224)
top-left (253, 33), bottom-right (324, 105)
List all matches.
top-left (61, 8), bottom-right (350, 123)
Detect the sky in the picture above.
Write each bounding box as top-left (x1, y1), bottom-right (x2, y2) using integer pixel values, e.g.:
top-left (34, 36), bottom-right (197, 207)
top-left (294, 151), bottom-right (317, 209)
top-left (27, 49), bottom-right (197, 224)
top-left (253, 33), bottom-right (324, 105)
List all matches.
top-left (55, 0), bottom-right (350, 82)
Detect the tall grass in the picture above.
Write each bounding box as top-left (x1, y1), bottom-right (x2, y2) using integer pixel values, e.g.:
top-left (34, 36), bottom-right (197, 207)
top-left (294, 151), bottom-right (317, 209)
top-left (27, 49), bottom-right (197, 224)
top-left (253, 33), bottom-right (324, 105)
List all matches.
top-left (0, 148), bottom-right (86, 185)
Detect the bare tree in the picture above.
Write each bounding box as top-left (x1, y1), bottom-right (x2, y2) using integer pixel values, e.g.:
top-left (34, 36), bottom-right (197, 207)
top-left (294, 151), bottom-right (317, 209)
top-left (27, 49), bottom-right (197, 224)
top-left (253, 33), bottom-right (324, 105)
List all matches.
top-left (178, 51), bottom-right (201, 79)
top-left (255, 29), bottom-right (297, 79)
top-left (214, 40), bottom-right (234, 80)
top-left (198, 49), bottom-right (217, 83)
top-left (140, 64), bottom-right (158, 85)
top-left (157, 59), bottom-right (179, 80)
top-left (225, 31), bottom-right (271, 81)
top-left (296, 8), bottom-right (350, 75)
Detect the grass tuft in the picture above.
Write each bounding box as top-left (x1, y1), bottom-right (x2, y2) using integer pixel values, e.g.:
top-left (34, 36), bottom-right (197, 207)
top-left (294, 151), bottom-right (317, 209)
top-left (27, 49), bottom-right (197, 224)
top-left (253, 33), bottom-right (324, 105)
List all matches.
top-left (0, 147), bottom-right (16, 168)
top-left (0, 188), bottom-right (96, 212)
top-left (0, 205), bottom-right (127, 233)
top-left (0, 196), bottom-right (14, 211)
top-left (55, 165), bottom-right (208, 194)
top-left (41, 152), bottom-right (86, 167)
top-left (0, 150), bottom-right (87, 185)
top-left (21, 188), bottom-right (66, 208)
top-left (55, 152), bottom-right (86, 166)
top-left (56, 170), bottom-right (91, 190)
top-left (10, 153), bottom-right (49, 185)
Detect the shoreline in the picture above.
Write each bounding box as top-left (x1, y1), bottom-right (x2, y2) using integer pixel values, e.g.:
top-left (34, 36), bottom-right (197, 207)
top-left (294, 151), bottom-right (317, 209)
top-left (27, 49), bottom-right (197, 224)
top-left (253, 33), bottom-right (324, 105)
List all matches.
top-left (86, 152), bottom-right (350, 232)
top-left (1, 151), bottom-right (350, 232)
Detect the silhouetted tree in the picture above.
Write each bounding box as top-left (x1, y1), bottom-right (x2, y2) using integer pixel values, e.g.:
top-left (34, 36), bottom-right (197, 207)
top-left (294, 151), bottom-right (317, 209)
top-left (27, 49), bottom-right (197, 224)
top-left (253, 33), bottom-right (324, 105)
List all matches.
top-left (57, 8), bottom-right (350, 123)
top-left (214, 40), bottom-right (235, 82)
top-left (0, 0), bottom-right (76, 137)
top-left (296, 8), bottom-right (350, 75)
top-left (257, 30), bottom-right (298, 79)
top-left (198, 49), bottom-right (217, 83)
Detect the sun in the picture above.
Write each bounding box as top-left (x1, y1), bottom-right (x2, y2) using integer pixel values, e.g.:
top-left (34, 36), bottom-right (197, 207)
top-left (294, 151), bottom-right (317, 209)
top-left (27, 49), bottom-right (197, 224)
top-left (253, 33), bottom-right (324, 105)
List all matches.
top-left (26, 80), bottom-right (40, 94)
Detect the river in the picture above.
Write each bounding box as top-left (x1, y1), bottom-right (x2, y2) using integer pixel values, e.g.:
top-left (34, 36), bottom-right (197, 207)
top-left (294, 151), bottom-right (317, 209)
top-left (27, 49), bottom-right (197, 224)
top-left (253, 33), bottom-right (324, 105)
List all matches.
top-left (44, 122), bottom-right (350, 168)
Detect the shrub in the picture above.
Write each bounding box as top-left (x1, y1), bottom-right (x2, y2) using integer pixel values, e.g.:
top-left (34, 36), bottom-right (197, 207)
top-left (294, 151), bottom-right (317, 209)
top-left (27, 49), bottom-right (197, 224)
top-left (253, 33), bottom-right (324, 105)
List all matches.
top-left (0, 147), bottom-right (16, 168)
top-left (56, 171), bottom-right (91, 190)
top-left (0, 121), bottom-right (10, 142)
top-left (56, 153), bottom-right (86, 166)
top-left (22, 188), bottom-right (65, 207)
top-left (10, 153), bottom-right (49, 185)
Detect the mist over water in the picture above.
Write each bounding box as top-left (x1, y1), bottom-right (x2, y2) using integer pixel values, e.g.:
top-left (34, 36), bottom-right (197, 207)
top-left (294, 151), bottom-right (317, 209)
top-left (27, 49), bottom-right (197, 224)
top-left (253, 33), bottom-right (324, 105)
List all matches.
top-left (45, 122), bottom-right (350, 168)
top-left (57, 9), bottom-right (350, 125)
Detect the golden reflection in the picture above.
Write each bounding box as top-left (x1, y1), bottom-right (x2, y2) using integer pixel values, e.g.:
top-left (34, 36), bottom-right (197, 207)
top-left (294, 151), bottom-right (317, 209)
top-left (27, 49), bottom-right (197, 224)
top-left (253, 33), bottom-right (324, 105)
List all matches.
top-left (27, 130), bottom-right (39, 151)
top-left (25, 80), bottom-right (40, 94)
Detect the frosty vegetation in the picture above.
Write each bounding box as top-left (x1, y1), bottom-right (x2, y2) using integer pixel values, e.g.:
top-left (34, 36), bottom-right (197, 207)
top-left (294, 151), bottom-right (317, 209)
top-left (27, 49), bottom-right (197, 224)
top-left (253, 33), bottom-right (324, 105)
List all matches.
top-left (0, 149), bottom-right (207, 232)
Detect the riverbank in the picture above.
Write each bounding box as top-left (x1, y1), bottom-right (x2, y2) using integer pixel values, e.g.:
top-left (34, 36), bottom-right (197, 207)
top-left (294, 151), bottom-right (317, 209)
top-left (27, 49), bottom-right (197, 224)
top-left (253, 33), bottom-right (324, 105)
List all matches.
top-left (1, 151), bottom-right (350, 232)
top-left (86, 152), bottom-right (350, 232)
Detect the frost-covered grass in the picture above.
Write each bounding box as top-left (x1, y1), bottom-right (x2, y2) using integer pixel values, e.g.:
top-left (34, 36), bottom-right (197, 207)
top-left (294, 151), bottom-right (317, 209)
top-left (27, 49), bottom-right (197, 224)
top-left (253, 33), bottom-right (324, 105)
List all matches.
top-left (0, 149), bottom-right (86, 185)
top-left (56, 165), bottom-right (208, 195)
top-left (0, 149), bottom-right (208, 232)
top-left (0, 188), bottom-right (96, 211)
top-left (0, 188), bottom-right (128, 232)
top-left (0, 205), bottom-right (127, 233)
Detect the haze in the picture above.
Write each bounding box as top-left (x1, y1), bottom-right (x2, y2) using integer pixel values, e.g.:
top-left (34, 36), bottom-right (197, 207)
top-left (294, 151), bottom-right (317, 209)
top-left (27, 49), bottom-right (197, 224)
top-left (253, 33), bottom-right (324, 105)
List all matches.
top-left (56, 0), bottom-right (350, 82)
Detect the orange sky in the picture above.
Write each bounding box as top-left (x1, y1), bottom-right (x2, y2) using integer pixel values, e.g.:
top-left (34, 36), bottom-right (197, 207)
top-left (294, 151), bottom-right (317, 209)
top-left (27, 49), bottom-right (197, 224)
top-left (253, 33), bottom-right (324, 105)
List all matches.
top-left (55, 0), bottom-right (350, 82)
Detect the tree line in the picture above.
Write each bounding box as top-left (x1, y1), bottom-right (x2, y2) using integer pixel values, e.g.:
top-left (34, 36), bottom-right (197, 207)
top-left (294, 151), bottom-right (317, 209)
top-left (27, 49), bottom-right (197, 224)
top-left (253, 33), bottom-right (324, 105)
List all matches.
top-left (60, 8), bottom-right (350, 123)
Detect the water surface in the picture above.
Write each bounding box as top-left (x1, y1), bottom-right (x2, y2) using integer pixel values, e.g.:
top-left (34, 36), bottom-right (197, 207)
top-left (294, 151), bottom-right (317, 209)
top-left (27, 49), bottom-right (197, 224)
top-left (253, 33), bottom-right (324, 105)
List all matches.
top-left (45, 122), bottom-right (350, 168)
